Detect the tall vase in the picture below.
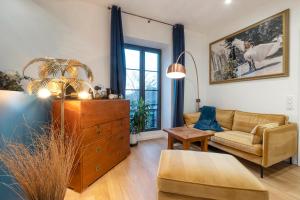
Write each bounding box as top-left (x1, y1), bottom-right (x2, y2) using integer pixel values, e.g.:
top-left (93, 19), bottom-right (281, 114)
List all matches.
top-left (130, 130), bottom-right (139, 147)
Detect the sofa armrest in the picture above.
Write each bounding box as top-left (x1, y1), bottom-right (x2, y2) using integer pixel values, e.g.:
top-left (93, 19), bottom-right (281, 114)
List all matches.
top-left (262, 123), bottom-right (298, 167)
top-left (183, 112), bottom-right (200, 127)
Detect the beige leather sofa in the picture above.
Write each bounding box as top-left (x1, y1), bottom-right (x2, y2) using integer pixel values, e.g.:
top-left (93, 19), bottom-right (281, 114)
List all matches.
top-left (183, 109), bottom-right (298, 177)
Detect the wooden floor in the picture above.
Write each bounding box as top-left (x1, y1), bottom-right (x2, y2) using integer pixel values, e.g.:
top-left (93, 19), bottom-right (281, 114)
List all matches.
top-left (65, 138), bottom-right (300, 200)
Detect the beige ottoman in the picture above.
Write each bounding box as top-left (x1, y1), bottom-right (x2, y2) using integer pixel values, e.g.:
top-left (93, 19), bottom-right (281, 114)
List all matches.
top-left (157, 150), bottom-right (269, 200)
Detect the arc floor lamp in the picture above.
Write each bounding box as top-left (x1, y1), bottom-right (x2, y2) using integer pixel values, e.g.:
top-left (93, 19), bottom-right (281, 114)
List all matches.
top-left (166, 51), bottom-right (201, 111)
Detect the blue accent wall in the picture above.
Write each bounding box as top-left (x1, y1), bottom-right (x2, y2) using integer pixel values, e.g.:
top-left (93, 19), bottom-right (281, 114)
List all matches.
top-left (0, 90), bottom-right (51, 200)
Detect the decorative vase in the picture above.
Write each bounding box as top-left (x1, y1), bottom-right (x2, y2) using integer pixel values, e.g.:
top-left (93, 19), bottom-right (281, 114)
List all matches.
top-left (130, 133), bottom-right (138, 147)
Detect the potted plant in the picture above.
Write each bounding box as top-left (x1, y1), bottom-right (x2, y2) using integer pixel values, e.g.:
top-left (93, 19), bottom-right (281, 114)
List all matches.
top-left (130, 98), bottom-right (150, 146)
top-left (0, 70), bottom-right (29, 91)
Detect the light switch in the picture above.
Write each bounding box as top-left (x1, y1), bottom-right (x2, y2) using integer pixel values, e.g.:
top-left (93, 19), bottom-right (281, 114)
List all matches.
top-left (286, 95), bottom-right (296, 111)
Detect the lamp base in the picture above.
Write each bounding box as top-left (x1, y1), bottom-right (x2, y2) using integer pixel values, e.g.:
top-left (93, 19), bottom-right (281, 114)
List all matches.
top-left (196, 99), bottom-right (201, 112)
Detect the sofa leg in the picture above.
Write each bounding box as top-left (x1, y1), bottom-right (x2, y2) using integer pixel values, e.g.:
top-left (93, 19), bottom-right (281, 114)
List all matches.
top-left (260, 166), bottom-right (264, 178)
top-left (290, 157), bottom-right (293, 164)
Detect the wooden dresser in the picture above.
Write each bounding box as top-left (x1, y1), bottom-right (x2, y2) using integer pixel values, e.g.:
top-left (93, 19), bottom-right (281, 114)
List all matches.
top-left (52, 99), bottom-right (130, 192)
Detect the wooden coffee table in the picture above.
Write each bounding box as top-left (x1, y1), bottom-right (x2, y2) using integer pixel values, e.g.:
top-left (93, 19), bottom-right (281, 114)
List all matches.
top-left (163, 127), bottom-right (214, 151)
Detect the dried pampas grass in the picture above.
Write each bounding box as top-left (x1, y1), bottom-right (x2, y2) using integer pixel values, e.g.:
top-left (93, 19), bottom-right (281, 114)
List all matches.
top-left (0, 126), bottom-right (80, 200)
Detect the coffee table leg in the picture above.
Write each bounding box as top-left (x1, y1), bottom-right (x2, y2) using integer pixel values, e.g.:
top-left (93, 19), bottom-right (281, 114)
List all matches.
top-left (201, 138), bottom-right (208, 152)
top-left (168, 136), bottom-right (174, 149)
top-left (183, 141), bottom-right (190, 150)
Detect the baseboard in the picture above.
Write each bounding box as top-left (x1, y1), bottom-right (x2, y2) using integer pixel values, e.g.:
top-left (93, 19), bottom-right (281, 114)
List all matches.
top-left (138, 130), bottom-right (166, 141)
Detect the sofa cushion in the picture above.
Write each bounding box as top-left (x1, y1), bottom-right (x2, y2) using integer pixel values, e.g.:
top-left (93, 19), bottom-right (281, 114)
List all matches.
top-left (157, 150), bottom-right (269, 200)
top-left (187, 124), bottom-right (229, 132)
top-left (183, 112), bottom-right (201, 127)
top-left (184, 110), bottom-right (234, 130)
top-left (251, 123), bottom-right (279, 144)
top-left (211, 131), bottom-right (262, 156)
top-left (216, 109), bottom-right (235, 130)
top-left (232, 111), bottom-right (287, 133)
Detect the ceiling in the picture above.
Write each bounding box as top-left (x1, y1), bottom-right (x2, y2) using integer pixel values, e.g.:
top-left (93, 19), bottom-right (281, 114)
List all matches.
top-left (97, 0), bottom-right (273, 33)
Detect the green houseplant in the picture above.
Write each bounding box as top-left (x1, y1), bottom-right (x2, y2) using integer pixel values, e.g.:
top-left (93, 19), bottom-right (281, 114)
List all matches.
top-left (0, 70), bottom-right (28, 91)
top-left (130, 98), bottom-right (150, 146)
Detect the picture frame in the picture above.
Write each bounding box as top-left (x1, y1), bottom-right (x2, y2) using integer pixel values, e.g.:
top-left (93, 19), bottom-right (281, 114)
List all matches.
top-left (209, 9), bottom-right (289, 84)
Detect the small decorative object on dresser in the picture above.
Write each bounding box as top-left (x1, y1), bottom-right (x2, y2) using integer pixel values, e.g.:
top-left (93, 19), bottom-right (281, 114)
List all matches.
top-left (93, 85), bottom-right (102, 99)
top-left (108, 93), bottom-right (119, 99)
top-left (52, 99), bottom-right (130, 192)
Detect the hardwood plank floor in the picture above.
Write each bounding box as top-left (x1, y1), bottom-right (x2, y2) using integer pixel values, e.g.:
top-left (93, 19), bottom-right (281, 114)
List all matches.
top-left (65, 138), bottom-right (300, 200)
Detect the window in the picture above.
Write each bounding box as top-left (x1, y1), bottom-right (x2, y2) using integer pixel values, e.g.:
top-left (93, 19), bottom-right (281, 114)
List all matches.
top-left (125, 44), bottom-right (161, 131)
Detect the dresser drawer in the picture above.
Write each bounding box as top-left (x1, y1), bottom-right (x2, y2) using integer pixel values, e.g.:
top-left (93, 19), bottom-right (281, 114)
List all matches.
top-left (82, 138), bottom-right (108, 161)
top-left (107, 130), bottom-right (130, 165)
top-left (81, 122), bottom-right (112, 145)
top-left (82, 157), bottom-right (108, 187)
top-left (81, 140), bottom-right (110, 187)
top-left (111, 118), bottom-right (130, 136)
top-left (80, 100), bottom-right (130, 128)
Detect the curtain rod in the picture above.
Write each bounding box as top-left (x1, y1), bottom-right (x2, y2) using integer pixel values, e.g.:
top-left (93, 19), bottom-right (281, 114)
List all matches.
top-left (107, 6), bottom-right (174, 27)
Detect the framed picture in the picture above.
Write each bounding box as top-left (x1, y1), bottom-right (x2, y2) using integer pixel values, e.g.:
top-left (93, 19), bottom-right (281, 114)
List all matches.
top-left (209, 9), bottom-right (289, 84)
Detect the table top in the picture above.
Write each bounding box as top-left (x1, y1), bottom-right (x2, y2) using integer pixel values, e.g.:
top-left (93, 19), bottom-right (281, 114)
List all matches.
top-left (163, 127), bottom-right (214, 140)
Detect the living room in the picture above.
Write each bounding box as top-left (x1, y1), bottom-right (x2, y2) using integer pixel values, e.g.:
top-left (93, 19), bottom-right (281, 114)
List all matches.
top-left (0, 0), bottom-right (299, 200)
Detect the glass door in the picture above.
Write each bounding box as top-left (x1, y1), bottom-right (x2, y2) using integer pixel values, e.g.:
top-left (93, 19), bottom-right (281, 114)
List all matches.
top-left (125, 44), bottom-right (161, 131)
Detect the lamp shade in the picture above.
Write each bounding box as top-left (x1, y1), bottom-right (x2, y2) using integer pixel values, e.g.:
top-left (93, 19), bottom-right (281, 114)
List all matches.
top-left (166, 63), bottom-right (186, 79)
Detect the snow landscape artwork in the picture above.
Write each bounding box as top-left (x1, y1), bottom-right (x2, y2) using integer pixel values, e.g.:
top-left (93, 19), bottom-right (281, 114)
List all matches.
top-left (209, 10), bottom-right (289, 84)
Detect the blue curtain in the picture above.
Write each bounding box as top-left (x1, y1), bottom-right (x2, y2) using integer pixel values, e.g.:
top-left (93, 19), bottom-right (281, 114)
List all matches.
top-left (110, 5), bottom-right (126, 97)
top-left (172, 24), bottom-right (185, 127)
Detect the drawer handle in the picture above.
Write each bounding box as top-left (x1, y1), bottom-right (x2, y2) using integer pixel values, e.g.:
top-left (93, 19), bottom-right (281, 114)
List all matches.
top-left (96, 165), bottom-right (100, 172)
top-left (96, 125), bottom-right (101, 135)
top-left (96, 147), bottom-right (101, 153)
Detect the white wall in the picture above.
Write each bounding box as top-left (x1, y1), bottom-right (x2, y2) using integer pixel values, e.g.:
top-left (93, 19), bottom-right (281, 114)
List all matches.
top-left (0, 0), bottom-right (206, 130)
top-left (0, 0), bottom-right (173, 129)
top-left (0, 0), bottom-right (111, 86)
top-left (201, 0), bottom-right (300, 163)
top-left (184, 30), bottom-right (208, 113)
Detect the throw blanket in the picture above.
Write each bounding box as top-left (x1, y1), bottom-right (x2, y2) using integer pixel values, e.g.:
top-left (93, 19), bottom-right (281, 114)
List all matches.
top-left (194, 106), bottom-right (223, 132)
